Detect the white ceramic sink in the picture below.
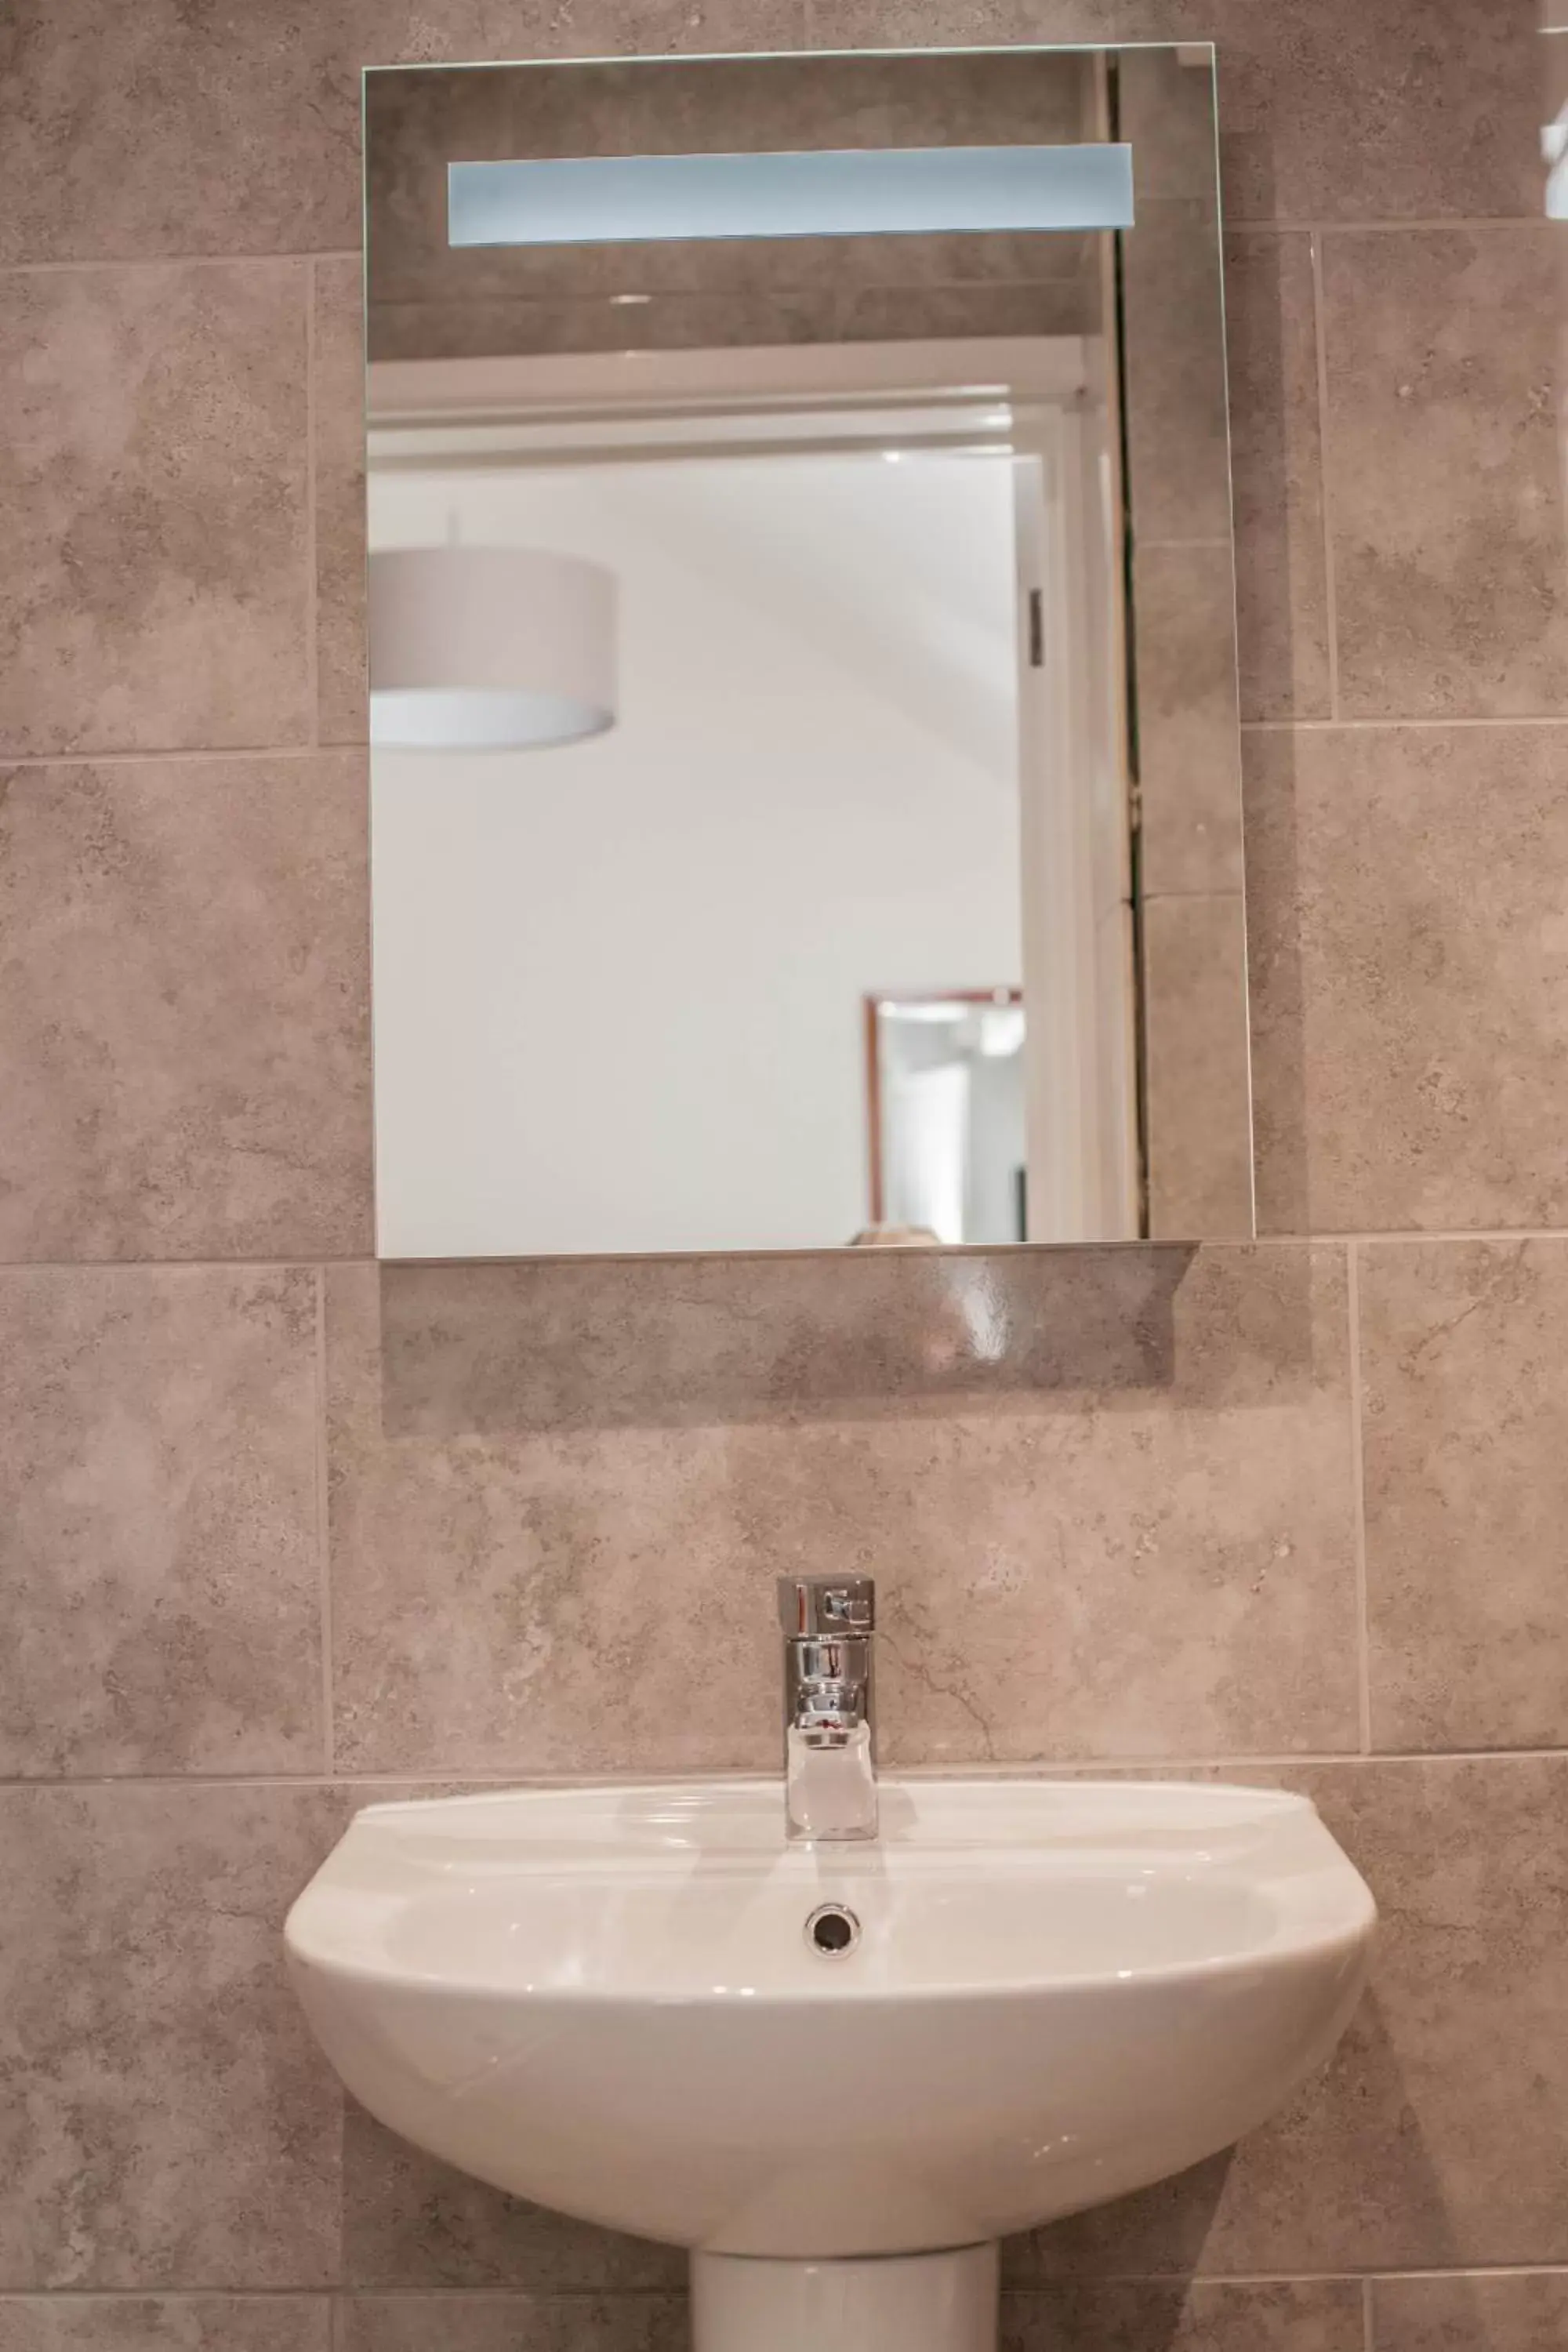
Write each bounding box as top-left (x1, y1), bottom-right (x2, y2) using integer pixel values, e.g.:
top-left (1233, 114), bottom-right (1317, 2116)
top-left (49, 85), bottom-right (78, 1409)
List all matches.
top-left (287, 1777), bottom-right (1374, 2351)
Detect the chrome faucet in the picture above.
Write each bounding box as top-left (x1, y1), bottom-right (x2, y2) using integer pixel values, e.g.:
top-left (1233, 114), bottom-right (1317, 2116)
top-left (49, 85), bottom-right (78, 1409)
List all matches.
top-left (776, 1574), bottom-right (877, 1842)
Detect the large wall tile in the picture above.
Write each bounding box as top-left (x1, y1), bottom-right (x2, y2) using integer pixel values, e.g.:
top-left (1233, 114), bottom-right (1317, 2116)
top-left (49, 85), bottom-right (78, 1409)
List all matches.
top-left (804, 0), bottom-right (1544, 226)
top-left (0, 2301), bottom-right (330, 2352)
top-left (1142, 895), bottom-right (1254, 1240)
top-left (1134, 547), bottom-right (1245, 897)
top-left (1323, 227), bottom-right (1566, 720)
top-left (343, 2102), bottom-right (683, 2290)
top-left (0, 1784), bottom-right (345, 2289)
top-left (314, 259), bottom-right (368, 746)
top-left (1011, 1756), bottom-right (1568, 2274)
top-left (327, 1259), bottom-right (770, 1777)
top-left (1225, 231), bottom-right (1329, 724)
top-left (1373, 2273), bottom-right (1568, 2351)
top-left (665, 1250), bottom-right (1355, 1767)
top-left (328, 1247), bottom-right (1358, 1773)
top-left (0, 1266), bottom-right (322, 1777)
top-left (1245, 724), bottom-right (1568, 1234)
top-left (339, 2298), bottom-right (688, 2352)
top-left (1121, 199), bottom-right (1231, 546)
top-left (0, 2), bottom-right (806, 265)
top-left (0, 266), bottom-right (310, 757)
top-left (0, 755), bottom-right (371, 1258)
top-left (1359, 1240), bottom-right (1568, 1751)
top-left (1002, 2281), bottom-right (1364, 2350)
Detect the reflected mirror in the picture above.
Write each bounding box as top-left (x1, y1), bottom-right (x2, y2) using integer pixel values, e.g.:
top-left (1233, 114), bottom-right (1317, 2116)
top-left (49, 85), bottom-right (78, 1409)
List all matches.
top-left (364, 42), bottom-right (1251, 1259)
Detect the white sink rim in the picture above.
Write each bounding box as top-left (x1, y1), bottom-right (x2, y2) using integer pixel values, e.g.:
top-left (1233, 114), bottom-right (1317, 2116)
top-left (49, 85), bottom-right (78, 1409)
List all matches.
top-left (285, 1772), bottom-right (1375, 2261)
top-left (286, 1773), bottom-right (1374, 2004)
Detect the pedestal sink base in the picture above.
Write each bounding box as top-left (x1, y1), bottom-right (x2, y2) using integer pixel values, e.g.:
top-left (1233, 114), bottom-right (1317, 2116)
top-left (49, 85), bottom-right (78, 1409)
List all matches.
top-left (691, 2244), bottom-right (999, 2352)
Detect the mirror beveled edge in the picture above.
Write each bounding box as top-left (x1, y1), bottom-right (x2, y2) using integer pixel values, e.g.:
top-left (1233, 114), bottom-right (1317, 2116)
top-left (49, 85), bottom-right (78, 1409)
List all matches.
top-left (360, 38), bottom-right (1253, 1263)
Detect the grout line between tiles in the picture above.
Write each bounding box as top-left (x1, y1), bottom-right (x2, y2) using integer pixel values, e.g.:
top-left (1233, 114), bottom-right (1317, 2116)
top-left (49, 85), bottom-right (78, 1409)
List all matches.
top-left (1240, 715), bottom-right (1568, 732)
top-left (9, 2265), bottom-right (1568, 2300)
top-left (0, 2293), bottom-right (338, 2307)
top-left (0, 2289), bottom-right (680, 2307)
top-left (1140, 886), bottom-right (1246, 904)
top-left (1363, 2276), bottom-right (1376, 2352)
top-left (2, 249), bottom-right (364, 276)
top-left (325, 2289), bottom-right (683, 2303)
top-left (0, 746), bottom-right (336, 769)
top-left (306, 261), bottom-right (321, 751)
top-left (315, 1269), bottom-right (335, 1777)
top-left (1127, 534), bottom-right (1234, 554)
top-left (2, 223), bottom-right (1532, 279)
top-left (0, 1256), bottom-right (376, 1273)
top-left (1258, 1226), bottom-right (1568, 1246)
top-left (331, 2089), bottom-right (348, 2329)
top-left (1224, 214), bottom-right (1541, 234)
top-left (1308, 228), bottom-right (1341, 724)
top-left (0, 226), bottom-right (1538, 287)
top-left (8, 1748), bottom-right (1568, 1793)
top-left (16, 719), bottom-right (1568, 772)
top-left (2, 1232), bottom-right (1567, 1277)
top-left (1347, 1243), bottom-right (1373, 1754)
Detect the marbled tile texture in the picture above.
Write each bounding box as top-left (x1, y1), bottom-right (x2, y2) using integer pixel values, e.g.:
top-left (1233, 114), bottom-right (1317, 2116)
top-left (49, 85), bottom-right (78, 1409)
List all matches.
top-left (0, 1266), bottom-right (323, 1776)
top-left (1247, 725), bottom-right (1568, 1235)
top-left (0, 1785), bottom-right (346, 2288)
top-left (1373, 2272), bottom-right (1568, 2352)
top-left (0, 756), bottom-right (372, 1259)
top-left (1323, 227), bottom-right (1566, 720)
top-left (329, 1248), bottom-right (1358, 1774)
top-left (1359, 1240), bottom-right (1568, 1752)
top-left (0, 267), bottom-right (311, 757)
top-left (1010, 1757), bottom-right (1568, 2274)
top-left (5, 0), bottom-right (1566, 2343)
top-left (1000, 2281), bottom-right (1364, 2351)
top-left (0, 2307), bottom-right (331, 2352)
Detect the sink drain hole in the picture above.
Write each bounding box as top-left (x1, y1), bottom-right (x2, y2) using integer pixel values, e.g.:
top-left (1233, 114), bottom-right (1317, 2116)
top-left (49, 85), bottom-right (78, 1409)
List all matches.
top-left (804, 1902), bottom-right (861, 1957)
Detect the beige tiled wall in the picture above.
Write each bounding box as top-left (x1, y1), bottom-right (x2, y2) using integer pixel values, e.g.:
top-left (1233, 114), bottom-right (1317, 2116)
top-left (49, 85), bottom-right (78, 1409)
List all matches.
top-left (0, 3), bottom-right (1562, 2348)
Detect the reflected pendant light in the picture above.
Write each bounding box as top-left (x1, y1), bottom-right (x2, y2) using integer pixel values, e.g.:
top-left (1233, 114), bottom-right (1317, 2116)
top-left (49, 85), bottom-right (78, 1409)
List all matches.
top-left (369, 545), bottom-right (617, 750)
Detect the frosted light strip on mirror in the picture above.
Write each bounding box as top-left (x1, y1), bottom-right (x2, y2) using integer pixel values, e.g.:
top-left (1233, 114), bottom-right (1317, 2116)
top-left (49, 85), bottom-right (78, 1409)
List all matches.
top-left (447, 143), bottom-right (1134, 249)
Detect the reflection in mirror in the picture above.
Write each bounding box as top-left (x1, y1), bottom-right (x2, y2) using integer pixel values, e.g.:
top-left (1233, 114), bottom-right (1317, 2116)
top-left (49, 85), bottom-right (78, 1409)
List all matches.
top-left (866, 993), bottom-right (1027, 1248)
top-left (363, 44), bottom-right (1252, 1261)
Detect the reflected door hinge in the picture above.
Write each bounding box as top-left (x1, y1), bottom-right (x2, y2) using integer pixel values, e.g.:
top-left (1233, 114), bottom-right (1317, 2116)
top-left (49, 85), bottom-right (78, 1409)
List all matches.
top-left (1027, 586), bottom-right (1044, 669)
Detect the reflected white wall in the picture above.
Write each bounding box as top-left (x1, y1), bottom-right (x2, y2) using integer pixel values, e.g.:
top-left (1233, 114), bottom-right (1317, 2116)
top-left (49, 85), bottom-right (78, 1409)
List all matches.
top-left (371, 449), bottom-right (1021, 1257)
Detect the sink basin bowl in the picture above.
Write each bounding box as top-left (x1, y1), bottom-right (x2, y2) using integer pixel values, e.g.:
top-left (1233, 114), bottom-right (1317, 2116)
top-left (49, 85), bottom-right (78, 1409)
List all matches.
top-left (286, 1774), bottom-right (1373, 2276)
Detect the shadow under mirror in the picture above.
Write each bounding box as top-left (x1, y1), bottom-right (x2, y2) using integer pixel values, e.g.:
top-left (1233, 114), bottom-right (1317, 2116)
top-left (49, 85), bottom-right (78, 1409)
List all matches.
top-left (363, 42), bottom-right (1252, 1262)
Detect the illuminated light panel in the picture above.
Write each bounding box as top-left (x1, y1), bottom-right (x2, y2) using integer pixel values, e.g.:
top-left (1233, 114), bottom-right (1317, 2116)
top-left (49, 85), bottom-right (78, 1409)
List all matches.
top-left (448, 143), bottom-right (1134, 248)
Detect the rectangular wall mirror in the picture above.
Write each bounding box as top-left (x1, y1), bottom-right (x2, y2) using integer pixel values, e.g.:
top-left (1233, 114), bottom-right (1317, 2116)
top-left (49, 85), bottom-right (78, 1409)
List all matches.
top-left (363, 42), bottom-right (1251, 1260)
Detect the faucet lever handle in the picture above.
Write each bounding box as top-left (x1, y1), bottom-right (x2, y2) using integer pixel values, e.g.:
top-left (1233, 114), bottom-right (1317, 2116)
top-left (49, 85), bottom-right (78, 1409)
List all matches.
top-left (777, 1573), bottom-right (876, 1639)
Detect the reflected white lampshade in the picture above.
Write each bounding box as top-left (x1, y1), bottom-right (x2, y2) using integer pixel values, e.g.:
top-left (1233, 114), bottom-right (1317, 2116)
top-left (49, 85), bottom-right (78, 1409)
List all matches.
top-left (369, 545), bottom-right (617, 750)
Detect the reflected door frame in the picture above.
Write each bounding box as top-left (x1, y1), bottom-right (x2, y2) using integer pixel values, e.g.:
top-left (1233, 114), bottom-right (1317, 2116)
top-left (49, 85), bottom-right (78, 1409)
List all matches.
top-left (368, 329), bottom-right (1140, 1252)
top-left (366, 336), bottom-right (1089, 463)
top-left (1011, 398), bottom-right (1141, 1243)
top-left (863, 987), bottom-right (1025, 1234)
